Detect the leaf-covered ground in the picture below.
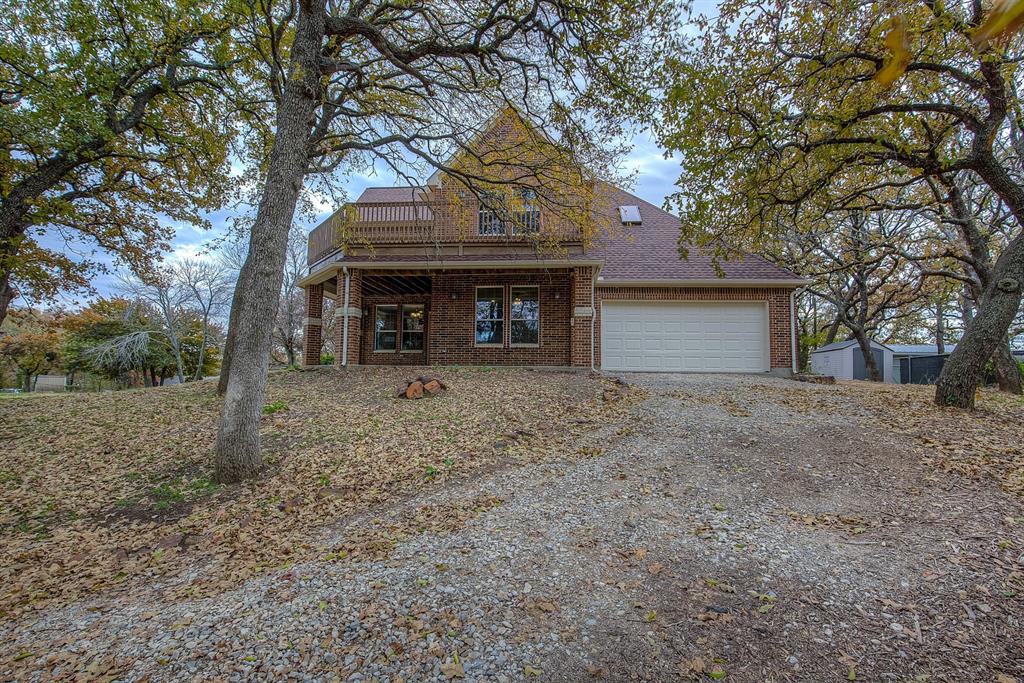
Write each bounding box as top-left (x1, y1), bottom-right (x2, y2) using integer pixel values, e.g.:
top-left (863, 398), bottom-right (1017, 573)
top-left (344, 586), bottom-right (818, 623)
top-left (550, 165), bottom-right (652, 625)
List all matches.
top-left (763, 380), bottom-right (1024, 498)
top-left (0, 367), bottom-right (635, 621)
top-left (1, 372), bottom-right (1022, 682)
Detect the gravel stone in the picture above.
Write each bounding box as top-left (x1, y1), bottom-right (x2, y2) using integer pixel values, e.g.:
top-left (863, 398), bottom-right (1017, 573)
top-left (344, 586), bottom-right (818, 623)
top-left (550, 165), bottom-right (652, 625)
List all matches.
top-left (2, 374), bottom-right (1022, 682)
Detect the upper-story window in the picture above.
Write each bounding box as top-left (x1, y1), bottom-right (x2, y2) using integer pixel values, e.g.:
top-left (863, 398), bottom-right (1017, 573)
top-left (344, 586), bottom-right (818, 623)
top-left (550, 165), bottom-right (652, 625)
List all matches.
top-left (512, 188), bottom-right (540, 234)
top-left (478, 191), bottom-right (503, 236)
top-left (477, 188), bottom-right (541, 236)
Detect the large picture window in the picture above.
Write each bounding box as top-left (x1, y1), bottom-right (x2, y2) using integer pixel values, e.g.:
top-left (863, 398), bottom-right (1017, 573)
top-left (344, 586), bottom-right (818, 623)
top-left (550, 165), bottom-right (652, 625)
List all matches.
top-left (475, 287), bottom-right (504, 346)
top-left (374, 305), bottom-right (398, 351)
top-left (510, 286), bottom-right (540, 346)
top-left (401, 305), bottom-right (425, 351)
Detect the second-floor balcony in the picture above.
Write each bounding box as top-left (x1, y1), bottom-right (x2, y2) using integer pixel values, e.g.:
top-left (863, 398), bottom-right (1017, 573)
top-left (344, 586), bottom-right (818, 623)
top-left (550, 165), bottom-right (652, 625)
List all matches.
top-left (307, 200), bottom-right (436, 265)
top-left (307, 196), bottom-right (581, 267)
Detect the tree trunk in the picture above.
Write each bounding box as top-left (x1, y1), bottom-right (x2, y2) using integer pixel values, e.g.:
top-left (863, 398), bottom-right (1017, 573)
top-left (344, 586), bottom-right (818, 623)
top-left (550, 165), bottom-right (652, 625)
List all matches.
top-left (935, 300), bottom-right (945, 355)
top-left (284, 337), bottom-right (296, 366)
top-left (193, 321), bottom-right (209, 381)
top-left (172, 342), bottom-right (186, 385)
top-left (217, 285), bottom-right (244, 395)
top-left (213, 0), bottom-right (325, 484)
top-left (992, 336), bottom-right (1023, 394)
top-left (824, 316), bottom-right (841, 344)
top-left (960, 291), bottom-right (975, 325)
top-left (0, 270), bottom-right (14, 328)
top-left (21, 371), bottom-right (32, 393)
top-left (936, 234), bottom-right (1024, 408)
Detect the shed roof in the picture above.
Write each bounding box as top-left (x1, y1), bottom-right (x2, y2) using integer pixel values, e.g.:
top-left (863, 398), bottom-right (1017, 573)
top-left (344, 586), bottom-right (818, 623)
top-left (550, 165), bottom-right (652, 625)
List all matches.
top-left (887, 344), bottom-right (956, 355)
top-left (811, 339), bottom-right (893, 354)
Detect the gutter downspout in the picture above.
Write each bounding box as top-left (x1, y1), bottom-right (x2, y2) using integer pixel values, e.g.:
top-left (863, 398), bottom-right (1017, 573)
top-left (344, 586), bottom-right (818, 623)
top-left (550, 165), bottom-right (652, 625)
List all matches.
top-left (590, 269), bottom-right (597, 372)
top-left (341, 267), bottom-right (351, 367)
top-left (790, 287), bottom-right (802, 374)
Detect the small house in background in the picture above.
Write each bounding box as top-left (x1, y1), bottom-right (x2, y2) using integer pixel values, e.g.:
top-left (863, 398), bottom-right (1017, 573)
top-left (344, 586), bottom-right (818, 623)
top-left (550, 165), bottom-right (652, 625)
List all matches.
top-left (809, 339), bottom-right (895, 383)
top-left (889, 344), bottom-right (955, 385)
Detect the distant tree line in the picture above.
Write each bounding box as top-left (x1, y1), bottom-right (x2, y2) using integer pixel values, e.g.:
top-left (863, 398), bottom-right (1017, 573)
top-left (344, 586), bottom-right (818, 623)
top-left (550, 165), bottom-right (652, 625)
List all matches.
top-left (0, 233), bottom-right (324, 391)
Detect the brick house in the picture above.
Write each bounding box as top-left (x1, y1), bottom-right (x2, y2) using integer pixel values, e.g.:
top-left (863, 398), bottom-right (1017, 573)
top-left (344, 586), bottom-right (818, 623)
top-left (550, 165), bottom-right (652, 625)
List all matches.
top-left (299, 111), bottom-right (804, 374)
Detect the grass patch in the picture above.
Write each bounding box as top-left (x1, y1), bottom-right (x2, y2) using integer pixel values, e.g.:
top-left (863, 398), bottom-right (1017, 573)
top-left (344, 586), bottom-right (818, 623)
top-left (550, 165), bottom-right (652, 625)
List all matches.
top-left (262, 400), bottom-right (288, 415)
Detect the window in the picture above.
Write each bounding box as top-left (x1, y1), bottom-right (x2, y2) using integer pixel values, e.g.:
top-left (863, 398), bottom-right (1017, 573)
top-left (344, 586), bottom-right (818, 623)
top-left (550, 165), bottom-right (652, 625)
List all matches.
top-left (510, 286), bottom-right (540, 345)
top-left (401, 304), bottom-right (425, 351)
top-left (374, 305), bottom-right (397, 351)
top-left (618, 205), bottom-right (642, 225)
top-left (478, 189), bottom-right (541, 235)
top-left (513, 188), bottom-right (540, 233)
top-left (478, 192), bottom-right (503, 236)
top-left (475, 286), bottom-right (504, 345)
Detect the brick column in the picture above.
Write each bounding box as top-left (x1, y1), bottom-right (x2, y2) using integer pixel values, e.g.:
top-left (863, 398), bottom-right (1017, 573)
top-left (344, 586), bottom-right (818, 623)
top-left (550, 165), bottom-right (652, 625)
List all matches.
top-left (570, 266), bottom-right (595, 368)
top-left (768, 288), bottom-right (794, 371)
top-left (302, 283), bottom-right (324, 367)
top-left (333, 269), bottom-right (363, 366)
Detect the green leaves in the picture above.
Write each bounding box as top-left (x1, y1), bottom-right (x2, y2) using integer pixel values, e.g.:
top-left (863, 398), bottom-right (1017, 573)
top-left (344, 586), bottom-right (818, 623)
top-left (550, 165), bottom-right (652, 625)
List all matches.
top-left (0, 0), bottom-right (237, 312)
top-left (655, 0), bottom-right (1021, 261)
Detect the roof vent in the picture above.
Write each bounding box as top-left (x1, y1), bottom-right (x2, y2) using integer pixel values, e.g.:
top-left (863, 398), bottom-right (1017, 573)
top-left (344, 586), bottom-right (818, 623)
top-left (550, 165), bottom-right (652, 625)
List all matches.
top-left (618, 205), bottom-right (642, 225)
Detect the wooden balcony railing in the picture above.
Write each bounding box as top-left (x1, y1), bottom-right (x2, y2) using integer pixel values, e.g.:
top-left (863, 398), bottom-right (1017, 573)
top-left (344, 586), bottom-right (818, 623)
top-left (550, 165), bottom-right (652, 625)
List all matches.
top-left (306, 198), bottom-right (584, 267)
top-left (307, 200), bottom-right (436, 265)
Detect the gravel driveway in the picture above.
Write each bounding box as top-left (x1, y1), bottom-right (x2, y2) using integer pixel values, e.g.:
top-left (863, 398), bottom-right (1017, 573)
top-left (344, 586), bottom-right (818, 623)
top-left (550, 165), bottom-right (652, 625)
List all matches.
top-left (5, 374), bottom-right (1023, 682)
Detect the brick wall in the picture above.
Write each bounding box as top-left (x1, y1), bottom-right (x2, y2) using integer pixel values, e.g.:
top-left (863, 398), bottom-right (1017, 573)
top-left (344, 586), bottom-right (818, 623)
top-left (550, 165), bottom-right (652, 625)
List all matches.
top-left (427, 269), bottom-right (572, 366)
top-left (596, 286), bottom-right (794, 370)
top-left (302, 283), bottom-right (323, 366)
top-left (334, 271), bottom-right (795, 370)
top-left (424, 109), bottom-right (582, 244)
top-left (570, 266), bottom-right (595, 367)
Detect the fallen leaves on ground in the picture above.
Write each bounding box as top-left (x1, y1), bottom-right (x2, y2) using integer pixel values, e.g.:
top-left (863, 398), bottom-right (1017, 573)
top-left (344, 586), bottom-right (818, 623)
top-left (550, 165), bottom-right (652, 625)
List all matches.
top-left (825, 382), bottom-right (1024, 498)
top-left (0, 367), bottom-right (639, 620)
top-left (677, 380), bottom-right (1024, 499)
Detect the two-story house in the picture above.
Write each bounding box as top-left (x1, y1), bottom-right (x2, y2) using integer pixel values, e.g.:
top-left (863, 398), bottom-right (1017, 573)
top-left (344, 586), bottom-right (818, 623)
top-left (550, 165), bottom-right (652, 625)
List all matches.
top-left (298, 110), bottom-right (804, 373)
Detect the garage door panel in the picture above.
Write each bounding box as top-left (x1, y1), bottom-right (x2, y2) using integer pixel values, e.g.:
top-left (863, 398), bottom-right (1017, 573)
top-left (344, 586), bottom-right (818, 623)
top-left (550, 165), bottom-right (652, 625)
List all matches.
top-left (601, 302), bottom-right (768, 373)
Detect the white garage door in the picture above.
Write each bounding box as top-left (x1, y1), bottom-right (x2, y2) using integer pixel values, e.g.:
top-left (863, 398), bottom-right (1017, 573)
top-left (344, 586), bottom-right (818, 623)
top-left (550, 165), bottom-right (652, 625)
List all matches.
top-left (601, 301), bottom-right (769, 372)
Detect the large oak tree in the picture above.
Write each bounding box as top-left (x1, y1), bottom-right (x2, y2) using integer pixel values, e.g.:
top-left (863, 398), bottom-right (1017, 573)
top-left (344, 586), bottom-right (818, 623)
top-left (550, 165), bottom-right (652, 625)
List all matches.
top-left (657, 0), bottom-right (1024, 408)
top-left (0, 0), bottom-right (237, 324)
top-left (213, 0), bottom-right (676, 482)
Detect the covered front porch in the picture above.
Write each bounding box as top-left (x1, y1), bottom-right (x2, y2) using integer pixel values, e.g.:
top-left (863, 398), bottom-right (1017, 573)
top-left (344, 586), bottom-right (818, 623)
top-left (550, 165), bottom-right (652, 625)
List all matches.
top-left (300, 265), bottom-right (598, 369)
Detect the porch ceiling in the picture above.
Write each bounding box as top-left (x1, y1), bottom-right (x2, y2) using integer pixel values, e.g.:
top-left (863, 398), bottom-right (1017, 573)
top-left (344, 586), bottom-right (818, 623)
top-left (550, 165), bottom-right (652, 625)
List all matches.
top-left (362, 274), bottom-right (432, 297)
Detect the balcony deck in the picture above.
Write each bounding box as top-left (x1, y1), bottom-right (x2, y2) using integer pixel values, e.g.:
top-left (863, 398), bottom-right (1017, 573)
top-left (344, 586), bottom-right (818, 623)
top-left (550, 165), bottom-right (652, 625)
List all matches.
top-left (307, 201), bottom-right (436, 265)
top-left (307, 199), bottom-right (581, 267)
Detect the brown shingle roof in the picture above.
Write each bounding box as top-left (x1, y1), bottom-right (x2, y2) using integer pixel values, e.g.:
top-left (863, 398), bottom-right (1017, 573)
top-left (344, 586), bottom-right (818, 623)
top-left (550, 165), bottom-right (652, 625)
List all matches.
top-left (589, 185), bottom-right (801, 283)
top-left (355, 186), bottom-right (426, 203)
top-left (337, 184), bottom-right (802, 284)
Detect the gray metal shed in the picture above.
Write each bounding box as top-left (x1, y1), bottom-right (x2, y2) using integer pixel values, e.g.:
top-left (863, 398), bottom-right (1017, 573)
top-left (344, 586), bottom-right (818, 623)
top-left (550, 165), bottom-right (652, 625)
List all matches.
top-left (809, 339), bottom-right (895, 382)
